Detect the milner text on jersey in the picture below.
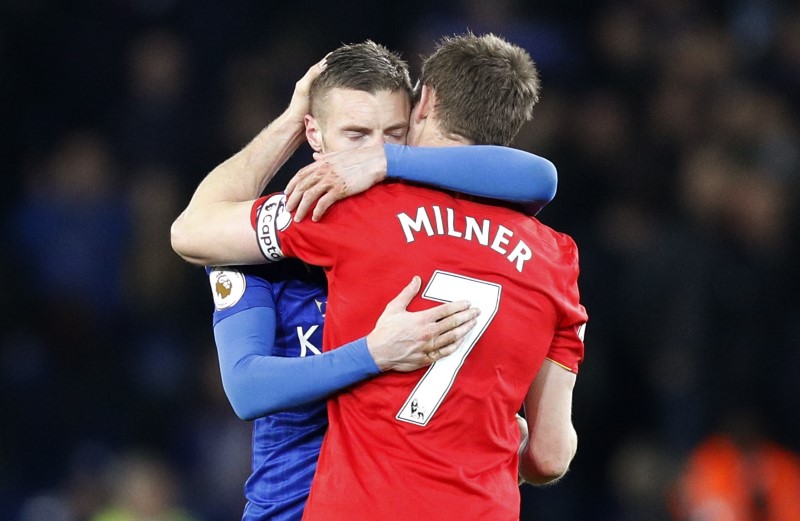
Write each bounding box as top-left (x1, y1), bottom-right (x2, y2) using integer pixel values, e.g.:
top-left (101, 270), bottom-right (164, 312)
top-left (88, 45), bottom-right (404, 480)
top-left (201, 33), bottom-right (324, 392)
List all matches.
top-left (397, 206), bottom-right (532, 272)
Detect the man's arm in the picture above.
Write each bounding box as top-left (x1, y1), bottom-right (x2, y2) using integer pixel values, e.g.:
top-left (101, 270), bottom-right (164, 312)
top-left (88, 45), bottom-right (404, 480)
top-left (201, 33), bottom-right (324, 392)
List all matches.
top-left (170, 59), bottom-right (326, 266)
top-left (214, 276), bottom-right (479, 420)
top-left (518, 359), bottom-right (578, 485)
top-left (284, 143), bottom-right (557, 222)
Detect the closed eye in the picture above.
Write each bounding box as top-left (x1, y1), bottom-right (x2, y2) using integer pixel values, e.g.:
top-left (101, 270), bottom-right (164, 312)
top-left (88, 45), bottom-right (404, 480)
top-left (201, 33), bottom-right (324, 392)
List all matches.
top-left (344, 131), bottom-right (368, 140)
top-left (385, 126), bottom-right (408, 141)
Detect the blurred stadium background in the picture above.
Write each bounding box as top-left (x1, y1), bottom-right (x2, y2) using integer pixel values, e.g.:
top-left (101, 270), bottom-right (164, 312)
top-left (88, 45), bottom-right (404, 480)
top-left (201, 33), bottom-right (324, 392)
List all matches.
top-left (2, 1), bottom-right (799, 520)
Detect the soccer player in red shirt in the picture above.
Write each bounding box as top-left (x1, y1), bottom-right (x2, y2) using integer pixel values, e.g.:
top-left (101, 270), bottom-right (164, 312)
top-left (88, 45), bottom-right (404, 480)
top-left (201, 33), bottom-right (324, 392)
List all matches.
top-left (251, 33), bottom-right (587, 520)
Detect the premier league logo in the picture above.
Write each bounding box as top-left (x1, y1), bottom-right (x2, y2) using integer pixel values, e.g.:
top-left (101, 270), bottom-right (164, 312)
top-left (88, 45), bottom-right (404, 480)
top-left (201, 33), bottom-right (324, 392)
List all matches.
top-left (209, 268), bottom-right (246, 310)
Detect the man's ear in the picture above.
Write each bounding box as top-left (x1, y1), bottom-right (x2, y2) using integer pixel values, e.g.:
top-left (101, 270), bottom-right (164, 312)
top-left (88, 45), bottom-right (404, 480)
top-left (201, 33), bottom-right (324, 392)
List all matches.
top-left (413, 85), bottom-right (435, 123)
top-left (305, 114), bottom-right (324, 152)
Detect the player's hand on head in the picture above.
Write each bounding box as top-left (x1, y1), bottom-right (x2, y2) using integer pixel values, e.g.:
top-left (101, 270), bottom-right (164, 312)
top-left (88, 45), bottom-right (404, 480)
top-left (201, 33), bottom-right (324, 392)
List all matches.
top-left (286, 55), bottom-right (328, 126)
top-left (284, 145), bottom-right (387, 222)
top-left (365, 276), bottom-right (480, 372)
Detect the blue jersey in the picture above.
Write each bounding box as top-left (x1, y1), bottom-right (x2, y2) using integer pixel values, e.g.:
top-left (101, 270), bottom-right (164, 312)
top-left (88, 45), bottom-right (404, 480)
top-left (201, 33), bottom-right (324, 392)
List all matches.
top-left (209, 260), bottom-right (327, 521)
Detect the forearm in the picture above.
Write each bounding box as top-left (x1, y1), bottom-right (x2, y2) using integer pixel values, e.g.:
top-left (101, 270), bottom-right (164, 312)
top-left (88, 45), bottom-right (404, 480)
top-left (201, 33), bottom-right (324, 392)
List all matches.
top-left (173, 58), bottom-right (326, 265)
top-left (214, 308), bottom-right (379, 420)
top-left (222, 339), bottom-right (379, 419)
top-left (519, 424), bottom-right (577, 485)
top-left (192, 113), bottom-right (305, 207)
top-left (519, 359), bottom-right (578, 485)
top-left (385, 144), bottom-right (557, 215)
top-left (284, 143), bottom-right (559, 222)
top-left (171, 114), bottom-right (304, 265)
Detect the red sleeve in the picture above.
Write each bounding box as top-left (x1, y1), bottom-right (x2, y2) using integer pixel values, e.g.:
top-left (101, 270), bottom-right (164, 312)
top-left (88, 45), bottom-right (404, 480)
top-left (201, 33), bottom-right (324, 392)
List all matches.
top-left (251, 192), bottom-right (343, 268)
top-left (545, 235), bottom-right (587, 373)
top-left (250, 195), bottom-right (270, 230)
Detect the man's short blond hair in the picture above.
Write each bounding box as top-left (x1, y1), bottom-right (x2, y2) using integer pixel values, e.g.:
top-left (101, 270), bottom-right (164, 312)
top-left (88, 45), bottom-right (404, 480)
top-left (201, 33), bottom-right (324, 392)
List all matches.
top-left (310, 41), bottom-right (413, 122)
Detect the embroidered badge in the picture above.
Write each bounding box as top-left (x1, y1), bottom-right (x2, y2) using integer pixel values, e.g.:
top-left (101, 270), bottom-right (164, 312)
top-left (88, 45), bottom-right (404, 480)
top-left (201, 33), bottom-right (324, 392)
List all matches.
top-left (209, 267), bottom-right (246, 310)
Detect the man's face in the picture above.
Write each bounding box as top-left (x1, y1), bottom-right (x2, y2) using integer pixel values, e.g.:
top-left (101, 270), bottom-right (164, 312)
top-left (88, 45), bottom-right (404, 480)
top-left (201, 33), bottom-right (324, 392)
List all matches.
top-left (306, 88), bottom-right (411, 153)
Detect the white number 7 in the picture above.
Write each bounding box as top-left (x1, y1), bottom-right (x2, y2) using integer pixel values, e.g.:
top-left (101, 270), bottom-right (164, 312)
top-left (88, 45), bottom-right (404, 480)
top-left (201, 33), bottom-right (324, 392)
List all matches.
top-left (396, 270), bottom-right (502, 426)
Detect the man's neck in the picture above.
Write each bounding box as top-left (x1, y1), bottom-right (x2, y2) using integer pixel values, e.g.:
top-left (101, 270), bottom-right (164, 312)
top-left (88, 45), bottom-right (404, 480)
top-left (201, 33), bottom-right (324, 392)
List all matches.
top-left (419, 129), bottom-right (472, 147)
top-left (415, 120), bottom-right (472, 148)
top-left (418, 135), bottom-right (469, 147)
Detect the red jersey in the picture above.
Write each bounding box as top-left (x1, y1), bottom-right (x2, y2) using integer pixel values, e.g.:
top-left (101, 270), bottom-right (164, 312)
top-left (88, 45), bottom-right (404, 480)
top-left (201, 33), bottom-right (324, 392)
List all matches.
top-left (253, 183), bottom-right (587, 521)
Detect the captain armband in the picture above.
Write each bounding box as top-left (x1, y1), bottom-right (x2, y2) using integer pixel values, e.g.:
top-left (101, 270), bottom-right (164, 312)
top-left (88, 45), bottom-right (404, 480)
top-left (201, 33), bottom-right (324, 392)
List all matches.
top-left (255, 193), bottom-right (292, 262)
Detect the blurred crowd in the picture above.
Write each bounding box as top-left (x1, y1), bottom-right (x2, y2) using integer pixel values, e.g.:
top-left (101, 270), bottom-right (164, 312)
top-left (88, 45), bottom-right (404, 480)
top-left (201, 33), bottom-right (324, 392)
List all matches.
top-left (2, 1), bottom-right (799, 520)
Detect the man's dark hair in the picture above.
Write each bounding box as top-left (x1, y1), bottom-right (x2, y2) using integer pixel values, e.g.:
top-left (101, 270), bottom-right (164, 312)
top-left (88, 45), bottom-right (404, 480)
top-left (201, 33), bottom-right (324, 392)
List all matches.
top-left (421, 32), bottom-right (541, 146)
top-left (310, 40), bottom-right (413, 121)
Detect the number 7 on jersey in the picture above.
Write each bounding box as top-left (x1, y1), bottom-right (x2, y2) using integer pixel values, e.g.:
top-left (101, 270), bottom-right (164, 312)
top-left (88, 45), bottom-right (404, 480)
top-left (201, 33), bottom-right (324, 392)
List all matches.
top-left (396, 270), bottom-right (502, 426)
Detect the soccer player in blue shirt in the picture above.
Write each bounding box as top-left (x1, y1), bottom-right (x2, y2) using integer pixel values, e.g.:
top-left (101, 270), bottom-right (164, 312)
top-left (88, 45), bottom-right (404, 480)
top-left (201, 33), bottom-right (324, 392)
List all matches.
top-left (172, 41), bottom-right (558, 521)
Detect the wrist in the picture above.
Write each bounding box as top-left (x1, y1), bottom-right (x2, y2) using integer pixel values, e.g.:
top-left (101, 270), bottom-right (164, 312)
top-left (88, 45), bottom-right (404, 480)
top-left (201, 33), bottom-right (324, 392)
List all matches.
top-left (376, 152), bottom-right (388, 182)
top-left (274, 108), bottom-right (307, 136)
top-left (368, 145), bottom-right (389, 183)
top-left (365, 332), bottom-right (390, 372)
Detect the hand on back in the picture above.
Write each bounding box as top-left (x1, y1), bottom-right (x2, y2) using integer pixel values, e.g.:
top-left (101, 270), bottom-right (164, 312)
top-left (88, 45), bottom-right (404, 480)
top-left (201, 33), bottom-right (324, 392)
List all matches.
top-left (366, 276), bottom-right (480, 372)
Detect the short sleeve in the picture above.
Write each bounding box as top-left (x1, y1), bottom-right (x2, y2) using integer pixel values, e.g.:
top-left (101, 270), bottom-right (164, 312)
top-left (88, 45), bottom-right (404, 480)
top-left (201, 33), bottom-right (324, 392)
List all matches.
top-left (207, 266), bottom-right (277, 326)
top-left (251, 192), bottom-right (354, 268)
top-left (545, 236), bottom-right (588, 373)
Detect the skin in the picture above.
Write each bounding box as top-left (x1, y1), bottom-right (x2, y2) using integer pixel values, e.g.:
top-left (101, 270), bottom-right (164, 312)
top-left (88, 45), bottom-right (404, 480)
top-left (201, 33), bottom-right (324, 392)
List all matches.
top-left (305, 88), bottom-right (410, 153)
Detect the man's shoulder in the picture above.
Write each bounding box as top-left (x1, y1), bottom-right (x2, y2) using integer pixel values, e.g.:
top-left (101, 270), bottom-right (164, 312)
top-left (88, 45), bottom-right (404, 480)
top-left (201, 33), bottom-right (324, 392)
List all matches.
top-left (359, 181), bottom-right (462, 205)
top-left (365, 180), bottom-right (434, 196)
top-left (323, 181), bottom-right (445, 217)
top-left (207, 260), bottom-right (324, 285)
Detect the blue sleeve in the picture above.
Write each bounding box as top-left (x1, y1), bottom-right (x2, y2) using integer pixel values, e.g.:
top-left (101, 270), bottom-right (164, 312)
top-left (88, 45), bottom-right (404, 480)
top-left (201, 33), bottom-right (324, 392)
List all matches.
top-left (384, 143), bottom-right (558, 215)
top-left (213, 306), bottom-right (380, 420)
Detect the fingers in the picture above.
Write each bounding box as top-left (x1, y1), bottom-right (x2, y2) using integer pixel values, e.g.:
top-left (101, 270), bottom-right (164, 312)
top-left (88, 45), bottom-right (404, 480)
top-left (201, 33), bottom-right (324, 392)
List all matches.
top-left (286, 165), bottom-right (330, 218)
top-left (292, 191), bottom-right (315, 222)
top-left (287, 58), bottom-right (328, 123)
top-left (421, 316), bottom-right (478, 364)
top-left (385, 276), bottom-right (422, 312)
top-left (295, 56), bottom-right (328, 95)
top-left (311, 191), bottom-right (339, 221)
top-left (294, 182), bottom-right (330, 222)
top-left (285, 161), bottom-right (343, 221)
top-left (431, 317), bottom-right (478, 352)
top-left (405, 300), bottom-right (480, 361)
top-left (284, 174), bottom-right (299, 202)
top-left (285, 185), bottom-right (302, 214)
top-left (285, 163), bottom-right (315, 210)
top-left (423, 299), bottom-right (475, 323)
